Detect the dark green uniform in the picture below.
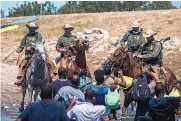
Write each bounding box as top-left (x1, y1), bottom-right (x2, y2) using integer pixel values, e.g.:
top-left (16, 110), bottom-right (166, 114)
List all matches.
top-left (140, 39), bottom-right (162, 66)
top-left (16, 32), bottom-right (43, 54)
top-left (56, 34), bottom-right (77, 57)
top-left (120, 30), bottom-right (145, 53)
top-left (56, 34), bottom-right (77, 49)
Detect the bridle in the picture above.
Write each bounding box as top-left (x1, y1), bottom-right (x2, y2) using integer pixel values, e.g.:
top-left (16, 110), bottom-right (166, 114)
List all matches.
top-left (105, 51), bottom-right (131, 72)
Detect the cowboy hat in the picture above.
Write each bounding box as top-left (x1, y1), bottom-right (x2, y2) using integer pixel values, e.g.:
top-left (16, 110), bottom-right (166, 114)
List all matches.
top-left (63, 24), bottom-right (74, 31)
top-left (26, 22), bottom-right (39, 29)
top-left (131, 20), bottom-right (140, 27)
top-left (143, 29), bottom-right (157, 38)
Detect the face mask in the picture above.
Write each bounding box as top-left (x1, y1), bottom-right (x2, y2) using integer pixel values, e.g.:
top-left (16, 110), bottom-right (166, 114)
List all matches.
top-left (133, 31), bottom-right (139, 34)
top-left (29, 28), bottom-right (36, 34)
top-left (132, 27), bottom-right (139, 34)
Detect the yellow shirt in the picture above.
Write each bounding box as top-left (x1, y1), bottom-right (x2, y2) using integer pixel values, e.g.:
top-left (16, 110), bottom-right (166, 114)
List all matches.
top-left (103, 76), bottom-right (133, 90)
top-left (118, 76), bottom-right (133, 90)
top-left (169, 87), bottom-right (181, 97)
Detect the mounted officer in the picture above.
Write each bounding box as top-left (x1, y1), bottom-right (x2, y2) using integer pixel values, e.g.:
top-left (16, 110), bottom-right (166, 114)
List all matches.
top-left (120, 20), bottom-right (145, 54)
top-left (55, 24), bottom-right (77, 63)
top-left (14, 22), bottom-right (56, 86)
top-left (136, 29), bottom-right (163, 67)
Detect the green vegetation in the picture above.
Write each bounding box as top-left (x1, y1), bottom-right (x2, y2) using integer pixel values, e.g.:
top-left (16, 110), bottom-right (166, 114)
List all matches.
top-left (1, 1), bottom-right (177, 17)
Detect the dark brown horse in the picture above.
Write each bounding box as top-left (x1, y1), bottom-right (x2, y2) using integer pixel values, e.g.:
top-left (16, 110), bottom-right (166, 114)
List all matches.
top-left (102, 47), bottom-right (142, 79)
top-left (57, 38), bottom-right (92, 79)
top-left (102, 46), bottom-right (177, 112)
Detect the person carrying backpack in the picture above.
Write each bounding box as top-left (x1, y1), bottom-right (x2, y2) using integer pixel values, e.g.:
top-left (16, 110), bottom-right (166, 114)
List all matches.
top-left (132, 74), bottom-right (151, 121)
top-left (91, 69), bottom-right (109, 106)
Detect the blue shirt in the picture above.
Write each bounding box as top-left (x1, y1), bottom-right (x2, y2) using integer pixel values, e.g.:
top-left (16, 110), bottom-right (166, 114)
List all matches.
top-left (91, 85), bottom-right (109, 105)
top-left (54, 86), bottom-right (85, 109)
top-left (149, 96), bottom-right (180, 121)
top-left (18, 100), bottom-right (69, 121)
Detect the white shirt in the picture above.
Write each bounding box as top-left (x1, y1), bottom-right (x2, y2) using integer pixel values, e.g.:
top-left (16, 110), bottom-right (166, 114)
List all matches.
top-left (67, 102), bottom-right (111, 121)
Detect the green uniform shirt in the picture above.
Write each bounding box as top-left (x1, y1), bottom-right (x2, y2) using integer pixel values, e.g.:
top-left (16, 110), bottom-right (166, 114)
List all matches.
top-left (140, 39), bottom-right (162, 65)
top-left (56, 34), bottom-right (77, 49)
top-left (16, 32), bottom-right (43, 53)
top-left (120, 30), bottom-right (145, 52)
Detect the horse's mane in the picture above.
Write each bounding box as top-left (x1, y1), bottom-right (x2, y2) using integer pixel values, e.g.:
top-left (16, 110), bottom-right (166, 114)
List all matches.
top-left (113, 46), bottom-right (125, 57)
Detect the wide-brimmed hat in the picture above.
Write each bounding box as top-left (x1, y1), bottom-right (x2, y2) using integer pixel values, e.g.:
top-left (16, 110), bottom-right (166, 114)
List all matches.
top-left (26, 22), bottom-right (39, 29)
top-left (131, 21), bottom-right (140, 27)
top-left (63, 24), bottom-right (74, 31)
top-left (143, 29), bottom-right (157, 38)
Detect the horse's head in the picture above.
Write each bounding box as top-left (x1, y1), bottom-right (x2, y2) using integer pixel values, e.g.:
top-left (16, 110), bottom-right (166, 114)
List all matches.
top-left (76, 37), bottom-right (89, 52)
top-left (35, 42), bottom-right (47, 62)
top-left (102, 46), bottom-right (127, 67)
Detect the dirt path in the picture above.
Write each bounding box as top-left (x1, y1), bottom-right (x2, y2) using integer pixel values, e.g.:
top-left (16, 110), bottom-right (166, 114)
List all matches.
top-left (1, 63), bottom-right (21, 121)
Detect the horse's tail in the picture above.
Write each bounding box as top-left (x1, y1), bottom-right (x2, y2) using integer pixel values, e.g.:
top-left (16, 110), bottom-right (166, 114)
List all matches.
top-left (164, 67), bottom-right (177, 93)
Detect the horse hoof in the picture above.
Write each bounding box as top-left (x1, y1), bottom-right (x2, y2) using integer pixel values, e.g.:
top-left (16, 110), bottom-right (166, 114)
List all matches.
top-left (19, 107), bottom-right (24, 112)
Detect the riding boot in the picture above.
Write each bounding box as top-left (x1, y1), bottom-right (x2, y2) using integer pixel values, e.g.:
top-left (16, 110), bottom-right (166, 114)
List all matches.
top-left (14, 77), bottom-right (23, 86)
top-left (15, 55), bottom-right (29, 86)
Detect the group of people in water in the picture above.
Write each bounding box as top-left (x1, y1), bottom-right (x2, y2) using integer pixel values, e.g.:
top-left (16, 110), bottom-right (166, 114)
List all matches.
top-left (14, 20), bottom-right (181, 121)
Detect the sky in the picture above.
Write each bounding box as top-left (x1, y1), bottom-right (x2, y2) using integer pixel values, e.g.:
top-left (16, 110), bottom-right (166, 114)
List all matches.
top-left (1, 1), bottom-right (181, 16)
top-left (1, 1), bottom-right (66, 16)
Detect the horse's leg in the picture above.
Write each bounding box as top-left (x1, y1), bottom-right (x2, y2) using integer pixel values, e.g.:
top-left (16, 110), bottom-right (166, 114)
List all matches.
top-left (122, 88), bottom-right (134, 115)
top-left (19, 83), bottom-right (26, 112)
top-left (86, 65), bottom-right (92, 79)
top-left (27, 86), bottom-right (33, 105)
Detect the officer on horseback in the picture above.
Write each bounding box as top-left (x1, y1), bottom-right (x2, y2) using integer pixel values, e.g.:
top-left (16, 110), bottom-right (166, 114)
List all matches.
top-left (120, 20), bottom-right (145, 53)
top-left (56, 24), bottom-right (77, 63)
top-left (136, 29), bottom-right (163, 67)
top-left (14, 22), bottom-right (56, 86)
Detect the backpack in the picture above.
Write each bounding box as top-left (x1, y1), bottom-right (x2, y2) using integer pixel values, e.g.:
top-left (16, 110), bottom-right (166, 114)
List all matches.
top-left (133, 74), bottom-right (151, 101)
top-left (105, 88), bottom-right (120, 109)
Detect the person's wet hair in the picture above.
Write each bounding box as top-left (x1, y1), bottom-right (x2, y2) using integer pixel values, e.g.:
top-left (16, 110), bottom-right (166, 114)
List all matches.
top-left (74, 68), bottom-right (86, 77)
top-left (85, 89), bottom-right (96, 101)
top-left (40, 85), bottom-right (53, 99)
top-left (94, 69), bottom-right (104, 84)
top-left (103, 66), bottom-right (112, 75)
top-left (58, 67), bottom-right (66, 79)
top-left (71, 75), bottom-right (80, 87)
top-left (155, 82), bottom-right (165, 97)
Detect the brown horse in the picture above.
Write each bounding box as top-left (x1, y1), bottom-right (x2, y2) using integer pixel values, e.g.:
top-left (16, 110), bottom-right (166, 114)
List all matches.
top-left (102, 47), bottom-right (143, 79)
top-left (102, 46), bottom-right (177, 91)
top-left (102, 46), bottom-right (177, 112)
top-left (57, 38), bottom-right (92, 79)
